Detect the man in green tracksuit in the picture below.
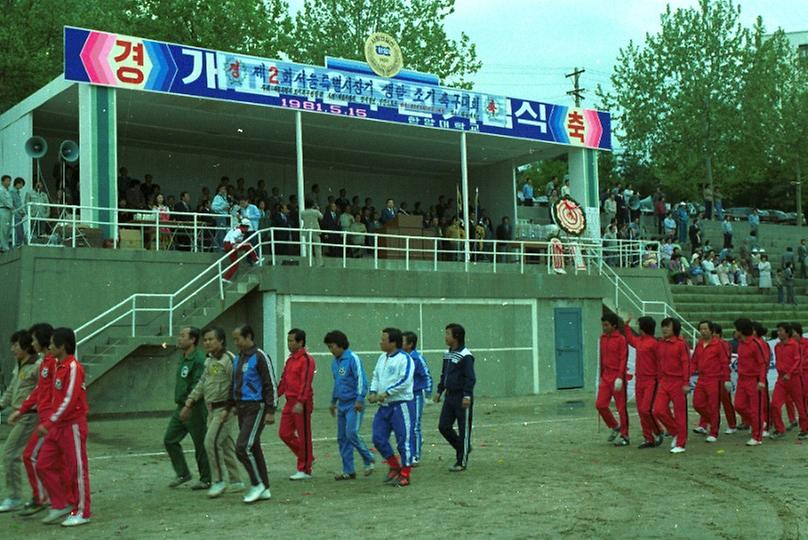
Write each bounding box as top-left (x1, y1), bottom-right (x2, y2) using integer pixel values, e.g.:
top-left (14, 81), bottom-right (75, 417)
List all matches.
top-left (164, 326), bottom-right (210, 489)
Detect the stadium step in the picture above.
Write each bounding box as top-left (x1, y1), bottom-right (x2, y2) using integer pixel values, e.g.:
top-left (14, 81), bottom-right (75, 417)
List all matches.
top-left (81, 269), bottom-right (261, 385)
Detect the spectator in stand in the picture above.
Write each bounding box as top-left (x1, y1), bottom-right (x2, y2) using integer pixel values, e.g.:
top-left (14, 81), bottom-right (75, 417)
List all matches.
top-left (301, 199), bottom-right (324, 266)
top-left (660, 237), bottom-right (674, 268)
top-left (722, 215), bottom-right (733, 249)
top-left (25, 179), bottom-right (49, 238)
top-left (233, 177), bottom-right (246, 201)
top-left (257, 200), bottom-right (268, 221)
top-left (782, 247), bottom-right (795, 270)
top-left (309, 184), bottom-right (321, 209)
top-left (380, 199), bottom-right (397, 225)
top-left (676, 203), bottom-right (688, 244)
top-left (758, 254), bottom-right (772, 291)
top-left (784, 262), bottom-right (796, 305)
top-left (141, 174), bottom-right (157, 204)
top-left (173, 192), bottom-right (193, 251)
top-left (689, 215), bottom-right (702, 252)
top-left (272, 203), bottom-right (292, 255)
top-left (703, 185), bottom-right (713, 220)
top-left (336, 189), bottom-right (349, 211)
top-left (117, 166), bottom-right (135, 197)
top-left (211, 184), bottom-right (231, 251)
top-left (663, 211), bottom-right (676, 240)
top-left (748, 208), bottom-right (760, 239)
top-left (152, 193), bottom-right (171, 248)
top-left (399, 202), bottom-right (410, 216)
top-left (603, 193), bottom-right (617, 227)
top-left (799, 239), bottom-right (808, 279)
top-left (713, 187), bottom-right (724, 221)
top-left (365, 210), bottom-right (381, 241)
top-left (339, 205), bottom-right (354, 231)
top-left (628, 190), bottom-right (641, 223)
top-left (654, 196), bottom-right (666, 235)
top-left (702, 251), bottom-right (720, 286)
top-left (362, 197), bottom-right (374, 215)
top-left (237, 197), bottom-right (261, 232)
top-left (255, 179), bottom-right (268, 201)
top-left (669, 253), bottom-right (686, 284)
top-left (446, 216), bottom-right (465, 261)
top-left (267, 187), bottom-right (282, 213)
top-left (413, 202), bottom-right (424, 216)
top-left (546, 176), bottom-right (559, 198)
top-left (11, 178), bottom-right (25, 246)
top-left (348, 211), bottom-right (366, 257)
top-left (321, 201), bottom-right (340, 254)
top-left (521, 179), bottom-right (534, 207)
top-left (561, 178), bottom-right (571, 198)
top-left (615, 191), bottom-right (628, 227)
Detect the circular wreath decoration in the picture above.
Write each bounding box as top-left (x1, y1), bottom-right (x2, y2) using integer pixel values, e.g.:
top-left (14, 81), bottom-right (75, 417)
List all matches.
top-left (551, 195), bottom-right (587, 236)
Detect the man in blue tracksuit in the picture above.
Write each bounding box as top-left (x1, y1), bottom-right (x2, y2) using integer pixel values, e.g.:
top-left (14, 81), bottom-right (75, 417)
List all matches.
top-left (403, 331), bottom-right (432, 465)
top-left (369, 327), bottom-right (414, 487)
top-left (231, 325), bottom-right (277, 504)
top-left (434, 323), bottom-right (476, 472)
top-left (324, 330), bottom-right (375, 480)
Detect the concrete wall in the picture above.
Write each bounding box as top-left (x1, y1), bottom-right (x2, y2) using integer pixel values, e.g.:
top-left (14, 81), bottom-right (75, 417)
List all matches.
top-left (0, 112), bottom-right (33, 185)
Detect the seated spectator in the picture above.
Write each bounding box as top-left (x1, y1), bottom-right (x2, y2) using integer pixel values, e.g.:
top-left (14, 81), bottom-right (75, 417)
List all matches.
top-left (347, 211), bottom-right (367, 257)
top-left (339, 205), bottom-right (354, 230)
top-left (668, 254), bottom-right (686, 284)
top-left (689, 253), bottom-right (704, 285)
top-left (660, 237), bottom-right (673, 268)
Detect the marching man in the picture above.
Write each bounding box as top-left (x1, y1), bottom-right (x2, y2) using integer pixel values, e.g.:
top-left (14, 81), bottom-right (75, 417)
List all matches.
top-left (402, 331), bottom-right (432, 465)
top-left (691, 320), bottom-right (731, 443)
top-left (325, 330), bottom-right (375, 480)
top-left (369, 328), bottom-right (415, 487)
top-left (34, 328), bottom-right (91, 527)
top-left (180, 326), bottom-right (243, 498)
top-left (595, 314), bottom-right (629, 446)
top-left (770, 323), bottom-right (808, 439)
top-left (652, 318), bottom-right (690, 454)
top-left (733, 318), bottom-right (767, 446)
top-left (278, 329), bottom-right (316, 480)
top-left (624, 316), bottom-right (662, 448)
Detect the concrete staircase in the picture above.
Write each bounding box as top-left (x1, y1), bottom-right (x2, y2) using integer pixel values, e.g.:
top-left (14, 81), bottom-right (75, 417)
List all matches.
top-left (671, 284), bottom-right (808, 338)
top-left (78, 269), bottom-right (261, 385)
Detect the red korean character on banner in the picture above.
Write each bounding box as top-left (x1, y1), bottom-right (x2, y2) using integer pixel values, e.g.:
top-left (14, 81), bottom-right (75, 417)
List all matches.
top-left (566, 110), bottom-right (586, 143)
top-left (114, 39), bottom-right (145, 84)
top-left (229, 59), bottom-right (241, 80)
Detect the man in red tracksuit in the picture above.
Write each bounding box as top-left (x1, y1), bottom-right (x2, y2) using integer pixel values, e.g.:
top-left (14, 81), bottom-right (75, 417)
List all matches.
top-left (34, 327), bottom-right (91, 527)
top-left (595, 313), bottom-right (629, 446)
top-left (712, 324), bottom-right (738, 433)
top-left (624, 316), bottom-right (662, 448)
top-left (8, 323), bottom-right (58, 517)
top-left (734, 318), bottom-right (767, 446)
top-left (691, 320), bottom-right (731, 442)
top-left (770, 323), bottom-right (808, 439)
top-left (793, 322), bottom-right (808, 424)
top-left (752, 322), bottom-right (771, 435)
top-left (278, 328), bottom-right (315, 480)
top-left (652, 317), bottom-right (690, 454)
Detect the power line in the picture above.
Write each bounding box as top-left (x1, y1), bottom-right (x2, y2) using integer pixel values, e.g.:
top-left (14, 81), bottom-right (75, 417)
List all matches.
top-left (565, 67), bottom-right (586, 107)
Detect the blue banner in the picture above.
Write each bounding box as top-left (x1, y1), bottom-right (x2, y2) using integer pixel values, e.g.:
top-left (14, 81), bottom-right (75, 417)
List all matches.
top-left (64, 27), bottom-right (611, 150)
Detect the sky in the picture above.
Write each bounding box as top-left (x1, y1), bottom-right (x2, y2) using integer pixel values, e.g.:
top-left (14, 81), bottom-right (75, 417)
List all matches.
top-left (288, 0), bottom-right (806, 108)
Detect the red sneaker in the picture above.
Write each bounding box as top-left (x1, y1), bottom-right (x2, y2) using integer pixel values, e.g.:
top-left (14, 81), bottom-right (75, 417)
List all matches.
top-left (383, 468), bottom-right (401, 484)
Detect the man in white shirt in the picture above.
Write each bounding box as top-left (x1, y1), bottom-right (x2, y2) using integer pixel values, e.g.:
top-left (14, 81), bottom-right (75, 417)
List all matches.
top-left (300, 199), bottom-right (324, 266)
top-left (211, 185), bottom-right (231, 251)
top-left (222, 219), bottom-right (259, 282)
top-left (369, 328), bottom-right (415, 487)
top-left (0, 175), bottom-right (13, 251)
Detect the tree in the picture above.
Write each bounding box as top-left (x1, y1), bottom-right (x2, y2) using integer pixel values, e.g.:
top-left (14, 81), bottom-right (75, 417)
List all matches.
top-left (597, 0), bottom-right (754, 201)
top-left (0, 0), bottom-right (292, 112)
top-left (289, 0), bottom-right (481, 88)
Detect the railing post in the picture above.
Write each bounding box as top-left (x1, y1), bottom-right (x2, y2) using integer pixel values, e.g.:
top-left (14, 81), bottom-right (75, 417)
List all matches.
top-left (520, 243), bottom-right (525, 274)
top-left (24, 205), bottom-right (31, 245)
top-left (168, 297), bottom-right (174, 337)
top-left (405, 237), bottom-right (410, 271)
top-left (464, 238), bottom-right (469, 273)
top-left (257, 230), bottom-right (264, 264)
top-left (218, 261), bottom-right (224, 300)
top-left (155, 212), bottom-right (160, 251)
top-left (270, 228), bottom-right (276, 266)
top-left (374, 235), bottom-right (379, 270)
top-left (493, 241), bottom-right (497, 273)
top-left (192, 214), bottom-right (198, 252)
top-left (71, 210), bottom-right (77, 248)
top-left (131, 297), bottom-right (136, 337)
top-left (433, 238), bottom-right (438, 271)
top-left (342, 231), bottom-right (348, 268)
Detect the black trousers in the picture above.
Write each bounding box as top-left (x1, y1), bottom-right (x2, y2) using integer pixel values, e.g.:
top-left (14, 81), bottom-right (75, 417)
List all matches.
top-left (235, 402), bottom-right (269, 487)
top-left (438, 392), bottom-right (473, 467)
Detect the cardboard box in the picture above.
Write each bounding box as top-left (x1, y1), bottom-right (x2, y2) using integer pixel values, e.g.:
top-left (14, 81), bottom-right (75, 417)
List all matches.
top-left (119, 228), bottom-right (143, 249)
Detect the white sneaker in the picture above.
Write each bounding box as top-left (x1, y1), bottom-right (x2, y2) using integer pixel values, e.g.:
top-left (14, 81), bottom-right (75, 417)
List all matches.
top-left (724, 427), bottom-right (737, 434)
top-left (693, 426), bottom-right (708, 435)
top-left (746, 438), bottom-right (762, 446)
top-left (227, 482), bottom-right (245, 493)
top-left (670, 446), bottom-right (686, 454)
top-left (762, 430), bottom-right (770, 438)
top-left (0, 498), bottom-right (22, 512)
top-left (670, 436), bottom-right (678, 449)
top-left (207, 482), bottom-right (227, 498)
top-left (364, 462), bottom-right (375, 476)
top-left (289, 471), bottom-right (312, 481)
top-left (61, 514), bottom-right (91, 527)
top-left (42, 506), bottom-right (73, 524)
top-left (259, 488), bottom-right (271, 500)
top-left (705, 436), bottom-right (718, 443)
top-left (243, 483), bottom-right (266, 503)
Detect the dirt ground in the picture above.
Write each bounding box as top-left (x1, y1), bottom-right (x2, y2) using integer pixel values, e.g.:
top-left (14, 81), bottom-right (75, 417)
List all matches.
top-left (0, 391), bottom-right (805, 539)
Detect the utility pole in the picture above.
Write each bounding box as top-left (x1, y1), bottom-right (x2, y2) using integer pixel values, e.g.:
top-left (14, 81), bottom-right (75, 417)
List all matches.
top-left (565, 67), bottom-right (586, 107)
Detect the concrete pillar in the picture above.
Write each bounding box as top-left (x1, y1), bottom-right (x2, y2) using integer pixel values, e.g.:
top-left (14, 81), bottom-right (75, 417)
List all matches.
top-left (79, 85), bottom-right (117, 239)
top-left (568, 148), bottom-right (601, 240)
top-left (0, 113), bottom-right (33, 191)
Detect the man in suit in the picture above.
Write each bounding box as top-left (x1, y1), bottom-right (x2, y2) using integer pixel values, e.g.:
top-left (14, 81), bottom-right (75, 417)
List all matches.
top-left (174, 191), bottom-right (193, 250)
top-left (272, 203), bottom-right (292, 256)
top-left (321, 202), bottom-right (340, 256)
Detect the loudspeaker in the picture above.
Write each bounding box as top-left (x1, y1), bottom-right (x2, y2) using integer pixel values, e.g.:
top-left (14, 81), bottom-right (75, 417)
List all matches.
top-left (25, 136), bottom-right (48, 159)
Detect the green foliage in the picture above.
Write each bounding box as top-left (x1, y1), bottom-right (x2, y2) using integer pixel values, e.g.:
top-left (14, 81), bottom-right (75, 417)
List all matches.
top-left (0, 0), bottom-right (479, 112)
top-left (598, 0), bottom-right (807, 208)
top-left (289, 0), bottom-right (481, 88)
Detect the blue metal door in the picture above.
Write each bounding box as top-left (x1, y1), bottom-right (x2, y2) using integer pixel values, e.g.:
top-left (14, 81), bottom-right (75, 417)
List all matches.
top-left (554, 308), bottom-right (583, 389)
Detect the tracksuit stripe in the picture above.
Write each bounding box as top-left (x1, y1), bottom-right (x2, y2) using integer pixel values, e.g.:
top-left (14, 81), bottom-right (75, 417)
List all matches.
top-left (246, 403), bottom-right (265, 485)
top-left (32, 436), bottom-right (46, 502)
top-left (72, 424), bottom-right (85, 516)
